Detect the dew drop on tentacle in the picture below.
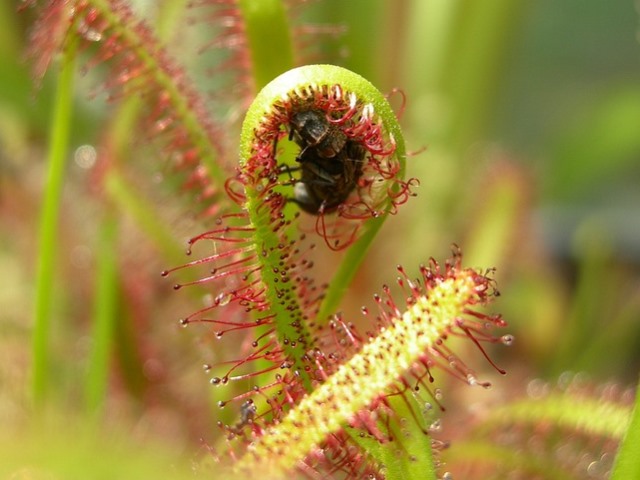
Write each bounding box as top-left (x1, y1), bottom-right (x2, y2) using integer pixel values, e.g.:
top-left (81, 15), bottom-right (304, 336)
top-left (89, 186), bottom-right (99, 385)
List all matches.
top-left (501, 334), bottom-right (514, 346)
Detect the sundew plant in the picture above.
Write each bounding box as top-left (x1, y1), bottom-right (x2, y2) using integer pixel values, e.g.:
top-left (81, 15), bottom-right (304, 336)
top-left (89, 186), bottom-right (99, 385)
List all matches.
top-left (3, 1), bottom-right (640, 479)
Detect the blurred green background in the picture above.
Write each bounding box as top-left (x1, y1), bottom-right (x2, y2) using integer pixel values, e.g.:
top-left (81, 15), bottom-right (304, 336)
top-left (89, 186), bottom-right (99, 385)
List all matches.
top-left (1, 0), bottom-right (639, 477)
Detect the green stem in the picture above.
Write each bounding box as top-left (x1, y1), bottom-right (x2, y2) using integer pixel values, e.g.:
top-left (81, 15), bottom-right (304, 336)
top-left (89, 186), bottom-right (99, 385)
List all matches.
top-left (315, 213), bottom-right (387, 323)
top-left (31, 36), bottom-right (77, 407)
top-left (443, 0), bottom-right (526, 150)
top-left (238, 0), bottom-right (294, 90)
top-left (84, 211), bottom-right (119, 415)
top-left (105, 170), bottom-right (186, 266)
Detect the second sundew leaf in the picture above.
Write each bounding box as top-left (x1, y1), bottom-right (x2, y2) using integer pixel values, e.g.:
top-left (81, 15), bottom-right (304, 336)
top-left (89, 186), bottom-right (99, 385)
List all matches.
top-left (232, 253), bottom-right (508, 478)
top-left (237, 65), bottom-right (412, 382)
top-left (238, 0), bottom-right (294, 90)
top-left (32, 29), bottom-right (78, 408)
top-left (30, 0), bottom-right (228, 191)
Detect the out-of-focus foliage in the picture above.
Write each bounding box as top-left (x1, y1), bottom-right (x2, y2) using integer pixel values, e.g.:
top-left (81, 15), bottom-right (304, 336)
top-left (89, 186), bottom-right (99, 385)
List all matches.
top-left (1, 0), bottom-right (639, 478)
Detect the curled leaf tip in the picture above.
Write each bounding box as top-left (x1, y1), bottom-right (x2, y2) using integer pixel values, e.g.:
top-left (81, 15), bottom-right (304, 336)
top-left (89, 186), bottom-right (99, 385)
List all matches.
top-left (239, 64), bottom-right (413, 250)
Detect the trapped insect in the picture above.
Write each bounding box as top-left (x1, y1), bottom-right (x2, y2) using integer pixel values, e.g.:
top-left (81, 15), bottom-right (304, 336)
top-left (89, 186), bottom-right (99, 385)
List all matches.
top-left (285, 108), bottom-right (366, 214)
